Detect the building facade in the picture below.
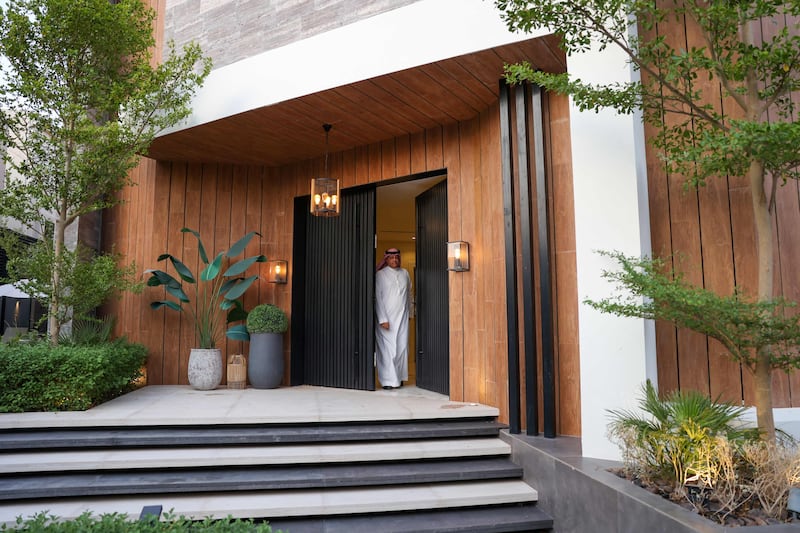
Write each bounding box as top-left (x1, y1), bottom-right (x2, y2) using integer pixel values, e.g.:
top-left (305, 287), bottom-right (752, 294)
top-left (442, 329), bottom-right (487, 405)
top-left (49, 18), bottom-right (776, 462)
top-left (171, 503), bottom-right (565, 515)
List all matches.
top-left (103, 0), bottom-right (800, 460)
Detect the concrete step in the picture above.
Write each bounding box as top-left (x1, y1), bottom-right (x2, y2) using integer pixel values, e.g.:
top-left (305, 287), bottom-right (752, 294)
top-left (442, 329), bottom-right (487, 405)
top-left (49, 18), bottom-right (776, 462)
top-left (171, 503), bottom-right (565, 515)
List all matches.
top-left (1, 437), bottom-right (510, 473)
top-left (0, 457), bottom-right (523, 500)
top-left (0, 418), bottom-right (504, 451)
top-left (270, 504), bottom-right (554, 532)
top-left (0, 480), bottom-right (539, 527)
top-left (0, 402), bottom-right (553, 531)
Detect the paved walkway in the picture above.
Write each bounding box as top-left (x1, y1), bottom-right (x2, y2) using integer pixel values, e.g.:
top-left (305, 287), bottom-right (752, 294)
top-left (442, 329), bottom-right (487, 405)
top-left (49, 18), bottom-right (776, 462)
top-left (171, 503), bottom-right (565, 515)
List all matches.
top-left (0, 385), bottom-right (498, 428)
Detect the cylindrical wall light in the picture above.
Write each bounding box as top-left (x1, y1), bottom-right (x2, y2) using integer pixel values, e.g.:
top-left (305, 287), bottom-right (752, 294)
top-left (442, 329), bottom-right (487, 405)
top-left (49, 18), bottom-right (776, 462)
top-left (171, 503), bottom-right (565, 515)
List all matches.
top-left (267, 260), bottom-right (288, 283)
top-left (446, 241), bottom-right (470, 272)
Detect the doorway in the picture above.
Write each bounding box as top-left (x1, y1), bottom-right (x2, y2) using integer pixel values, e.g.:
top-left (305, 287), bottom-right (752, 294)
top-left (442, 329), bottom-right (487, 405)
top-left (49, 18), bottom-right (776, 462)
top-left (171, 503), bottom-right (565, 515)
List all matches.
top-left (376, 175), bottom-right (448, 391)
top-left (292, 173), bottom-right (448, 393)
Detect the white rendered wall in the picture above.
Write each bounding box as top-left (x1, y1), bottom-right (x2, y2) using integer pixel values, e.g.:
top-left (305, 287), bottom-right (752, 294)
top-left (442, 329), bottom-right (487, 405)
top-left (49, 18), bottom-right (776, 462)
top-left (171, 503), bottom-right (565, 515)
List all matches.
top-left (568, 45), bottom-right (656, 461)
top-left (161, 0), bottom-right (544, 135)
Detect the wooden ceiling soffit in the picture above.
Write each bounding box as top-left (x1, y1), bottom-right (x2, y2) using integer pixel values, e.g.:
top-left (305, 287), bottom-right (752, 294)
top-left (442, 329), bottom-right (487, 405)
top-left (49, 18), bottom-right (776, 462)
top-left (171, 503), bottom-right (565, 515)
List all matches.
top-left (146, 35), bottom-right (566, 166)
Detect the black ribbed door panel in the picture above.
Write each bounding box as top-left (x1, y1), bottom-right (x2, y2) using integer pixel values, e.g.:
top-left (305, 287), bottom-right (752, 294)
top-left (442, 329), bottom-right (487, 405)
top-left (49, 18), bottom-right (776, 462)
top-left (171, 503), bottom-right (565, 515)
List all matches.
top-left (299, 188), bottom-right (375, 390)
top-left (415, 181), bottom-right (449, 395)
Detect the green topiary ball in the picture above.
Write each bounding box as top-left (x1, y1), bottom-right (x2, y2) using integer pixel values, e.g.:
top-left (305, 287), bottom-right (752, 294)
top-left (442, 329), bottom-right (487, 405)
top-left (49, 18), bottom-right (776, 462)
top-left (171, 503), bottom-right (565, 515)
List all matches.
top-left (246, 304), bottom-right (288, 334)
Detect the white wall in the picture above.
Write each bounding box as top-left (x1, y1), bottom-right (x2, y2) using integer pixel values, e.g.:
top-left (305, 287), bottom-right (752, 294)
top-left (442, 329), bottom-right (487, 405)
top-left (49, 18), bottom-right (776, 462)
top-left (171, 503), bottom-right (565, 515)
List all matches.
top-left (161, 0), bottom-right (546, 135)
top-left (568, 44), bottom-right (656, 460)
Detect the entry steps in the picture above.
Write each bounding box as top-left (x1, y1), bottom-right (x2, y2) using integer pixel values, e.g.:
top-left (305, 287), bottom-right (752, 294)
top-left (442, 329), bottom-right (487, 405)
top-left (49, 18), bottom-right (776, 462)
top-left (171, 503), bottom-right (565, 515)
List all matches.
top-left (0, 417), bottom-right (553, 532)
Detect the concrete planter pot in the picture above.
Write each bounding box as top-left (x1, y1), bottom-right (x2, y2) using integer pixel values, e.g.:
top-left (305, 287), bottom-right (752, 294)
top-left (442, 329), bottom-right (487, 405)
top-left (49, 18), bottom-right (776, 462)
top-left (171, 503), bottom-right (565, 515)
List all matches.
top-left (248, 333), bottom-right (283, 389)
top-left (187, 348), bottom-right (222, 390)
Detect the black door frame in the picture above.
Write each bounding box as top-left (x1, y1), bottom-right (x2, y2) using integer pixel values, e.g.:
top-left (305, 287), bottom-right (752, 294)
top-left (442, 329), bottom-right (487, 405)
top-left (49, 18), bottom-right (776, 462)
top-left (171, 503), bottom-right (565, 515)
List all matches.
top-left (291, 170), bottom-right (449, 391)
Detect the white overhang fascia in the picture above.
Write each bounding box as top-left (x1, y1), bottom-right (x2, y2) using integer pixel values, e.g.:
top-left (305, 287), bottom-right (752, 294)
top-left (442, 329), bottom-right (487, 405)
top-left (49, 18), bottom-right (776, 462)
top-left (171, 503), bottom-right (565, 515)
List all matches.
top-left (160, 0), bottom-right (546, 136)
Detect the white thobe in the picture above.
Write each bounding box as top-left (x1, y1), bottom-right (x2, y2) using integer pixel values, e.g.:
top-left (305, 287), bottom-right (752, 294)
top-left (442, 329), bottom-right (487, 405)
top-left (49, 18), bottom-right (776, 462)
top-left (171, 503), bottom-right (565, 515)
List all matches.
top-left (375, 266), bottom-right (412, 387)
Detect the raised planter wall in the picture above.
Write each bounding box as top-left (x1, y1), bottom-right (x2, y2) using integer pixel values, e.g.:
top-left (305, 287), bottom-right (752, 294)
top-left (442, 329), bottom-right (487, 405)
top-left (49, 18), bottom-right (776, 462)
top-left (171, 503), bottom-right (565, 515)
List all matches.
top-left (501, 432), bottom-right (798, 533)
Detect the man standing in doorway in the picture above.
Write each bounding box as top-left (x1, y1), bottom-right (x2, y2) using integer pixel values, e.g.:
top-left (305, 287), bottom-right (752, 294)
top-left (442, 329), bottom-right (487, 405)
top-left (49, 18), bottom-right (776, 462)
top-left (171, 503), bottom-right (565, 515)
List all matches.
top-left (375, 247), bottom-right (412, 390)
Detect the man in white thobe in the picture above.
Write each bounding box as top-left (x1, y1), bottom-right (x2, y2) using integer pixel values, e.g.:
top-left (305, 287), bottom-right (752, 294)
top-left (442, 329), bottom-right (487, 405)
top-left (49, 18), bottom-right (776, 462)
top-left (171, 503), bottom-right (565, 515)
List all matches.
top-left (375, 247), bottom-right (412, 389)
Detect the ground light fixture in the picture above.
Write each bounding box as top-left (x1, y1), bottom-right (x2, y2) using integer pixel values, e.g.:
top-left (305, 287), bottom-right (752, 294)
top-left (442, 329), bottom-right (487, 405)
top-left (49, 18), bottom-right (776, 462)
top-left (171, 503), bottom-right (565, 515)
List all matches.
top-left (310, 123), bottom-right (340, 217)
top-left (447, 241), bottom-right (470, 271)
top-left (788, 487), bottom-right (800, 519)
top-left (267, 260), bottom-right (288, 284)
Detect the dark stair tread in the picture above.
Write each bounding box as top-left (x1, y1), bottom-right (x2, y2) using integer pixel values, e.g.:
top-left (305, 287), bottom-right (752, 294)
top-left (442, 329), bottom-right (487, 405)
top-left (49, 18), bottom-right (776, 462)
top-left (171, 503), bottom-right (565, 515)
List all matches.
top-left (267, 504), bottom-right (553, 533)
top-left (0, 458), bottom-right (522, 500)
top-left (0, 419), bottom-right (503, 451)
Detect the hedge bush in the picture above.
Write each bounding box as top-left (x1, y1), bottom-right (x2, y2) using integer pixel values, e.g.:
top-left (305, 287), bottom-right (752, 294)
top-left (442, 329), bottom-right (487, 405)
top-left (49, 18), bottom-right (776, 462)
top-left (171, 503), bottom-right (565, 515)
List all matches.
top-left (1, 511), bottom-right (276, 532)
top-left (0, 339), bottom-right (147, 412)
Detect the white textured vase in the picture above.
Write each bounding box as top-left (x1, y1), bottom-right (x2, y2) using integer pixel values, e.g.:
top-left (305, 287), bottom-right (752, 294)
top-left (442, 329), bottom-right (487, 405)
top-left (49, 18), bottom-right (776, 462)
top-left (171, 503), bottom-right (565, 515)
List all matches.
top-left (187, 348), bottom-right (222, 390)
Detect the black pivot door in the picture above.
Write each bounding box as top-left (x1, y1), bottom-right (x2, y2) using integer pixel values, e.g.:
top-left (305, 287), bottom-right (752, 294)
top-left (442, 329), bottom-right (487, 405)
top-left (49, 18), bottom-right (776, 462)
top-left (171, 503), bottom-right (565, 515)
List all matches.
top-left (291, 188), bottom-right (375, 390)
top-left (415, 180), bottom-right (449, 395)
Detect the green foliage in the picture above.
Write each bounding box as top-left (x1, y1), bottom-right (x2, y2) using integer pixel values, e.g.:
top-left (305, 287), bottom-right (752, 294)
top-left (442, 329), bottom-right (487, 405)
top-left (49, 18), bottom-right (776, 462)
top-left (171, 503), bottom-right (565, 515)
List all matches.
top-left (146, 228), bottom-right (267, 348)
top-left (608, 380), bottom-right (760, 490)
top-left (0, 0), bottom-right (212, 341)
top-left (0, 338), bottom-right (146, 412)
top-left (58, 316), bottom-right (116, 346)
top-left (2, 231), bottom-right (143, 327)
top-left (586, 250), bottom-right (800, 372)
top-left (246, 303), bottom-right (288, 334)
top-left (496, 0), bottom-right (800, 189)
top-left (1, 511), bottom-right (276, 532)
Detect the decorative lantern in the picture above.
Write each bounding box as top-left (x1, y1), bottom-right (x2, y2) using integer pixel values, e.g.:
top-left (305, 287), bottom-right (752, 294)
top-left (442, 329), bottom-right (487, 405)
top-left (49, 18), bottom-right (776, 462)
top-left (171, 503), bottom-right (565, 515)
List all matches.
top-left (447, 241), bottom-right (470, 272)
top-left (310, 123), bottom-right (340, 217)
top-left (267, 260), bottom-right (288, 284)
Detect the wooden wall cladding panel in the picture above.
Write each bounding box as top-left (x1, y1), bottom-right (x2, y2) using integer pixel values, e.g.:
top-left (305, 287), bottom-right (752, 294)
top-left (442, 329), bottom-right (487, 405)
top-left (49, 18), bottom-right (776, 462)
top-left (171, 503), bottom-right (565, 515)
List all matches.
top-left (456, 119), bottom-right (483, 405)
top-left (443, 122), bottom-right (465, 402)
top-left (683, 0), bottom-right (742, 405)
top-left (545, 92), bottom-right (580, 437)
top-left (410, 131), bottom-right (427, 175)
top-left (643, 8), bottom-right (800, 406)
top-left (780, 183), bottom-right (800, 405)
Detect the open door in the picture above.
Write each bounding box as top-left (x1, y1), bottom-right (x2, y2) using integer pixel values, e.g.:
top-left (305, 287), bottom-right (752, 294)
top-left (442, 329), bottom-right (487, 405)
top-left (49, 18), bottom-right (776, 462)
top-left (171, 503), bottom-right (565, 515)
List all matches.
top-left (415, 180), bottom-right (449, 394)
top-left (291, 188), bottom-right (376, 390)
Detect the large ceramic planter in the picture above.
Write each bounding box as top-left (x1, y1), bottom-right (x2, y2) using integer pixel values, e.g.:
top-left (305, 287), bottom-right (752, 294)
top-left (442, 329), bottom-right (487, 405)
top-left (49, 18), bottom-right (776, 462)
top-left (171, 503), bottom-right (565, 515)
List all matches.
top-left (248, 333), bottom-right (283, 389)
top-left (188, 348), bottom-right (222, 390)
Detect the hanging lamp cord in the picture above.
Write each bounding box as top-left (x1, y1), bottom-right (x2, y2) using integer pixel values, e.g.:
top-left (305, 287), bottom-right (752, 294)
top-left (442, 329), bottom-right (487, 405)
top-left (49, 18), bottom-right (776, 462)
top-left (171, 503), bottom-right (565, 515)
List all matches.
top-left (323, 123), bottom-right (332, 177)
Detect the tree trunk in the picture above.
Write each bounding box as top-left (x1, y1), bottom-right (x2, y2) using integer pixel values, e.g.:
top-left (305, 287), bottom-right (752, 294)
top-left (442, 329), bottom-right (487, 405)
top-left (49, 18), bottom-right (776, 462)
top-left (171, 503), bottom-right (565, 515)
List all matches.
top-left (748, 158), bottom-right (776, 441)
top-left (49, 209), bottom-right (68, 344)
top-left (754, 349), bottom-right (776, 442)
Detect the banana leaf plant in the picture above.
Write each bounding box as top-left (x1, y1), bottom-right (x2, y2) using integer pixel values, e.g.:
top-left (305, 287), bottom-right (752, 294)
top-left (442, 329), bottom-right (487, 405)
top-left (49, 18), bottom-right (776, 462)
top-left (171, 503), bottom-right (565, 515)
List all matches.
top-left (145, 228), bottom-right (267, 348)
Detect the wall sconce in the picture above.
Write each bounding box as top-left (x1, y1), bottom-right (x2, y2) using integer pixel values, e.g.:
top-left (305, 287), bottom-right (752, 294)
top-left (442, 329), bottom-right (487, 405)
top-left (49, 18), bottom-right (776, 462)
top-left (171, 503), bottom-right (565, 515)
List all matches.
top-left (310, 123), bottom-right (340, 217)
top-left (447, 241), bottom-right (470, 272)
top-left (267, 260), bottom-right (288, 284)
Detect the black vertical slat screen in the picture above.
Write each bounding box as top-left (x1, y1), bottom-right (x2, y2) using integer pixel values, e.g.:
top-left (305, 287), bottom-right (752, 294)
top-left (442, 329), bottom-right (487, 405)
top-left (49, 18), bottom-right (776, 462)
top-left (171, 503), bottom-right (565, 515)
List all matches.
top-left (415, 180), bottom-right (449, 395)
top-left (301, 188), bottom-right (375, 390)
top-left (516, 84), bottom-right (539, 436)
top-left (499, 80), bottom-right (557, 436)
top-left (500, 80), bottom-right (521, 434)
top-left (530, 84), bottom-right (557, 437)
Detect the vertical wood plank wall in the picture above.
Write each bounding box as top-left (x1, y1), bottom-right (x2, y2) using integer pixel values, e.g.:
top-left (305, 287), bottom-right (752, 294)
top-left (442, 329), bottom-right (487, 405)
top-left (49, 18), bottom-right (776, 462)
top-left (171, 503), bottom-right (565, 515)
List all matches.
top-left (102, 99), bottom-right (582, 435)
top-left (643, 8), bottom-right (800, 407)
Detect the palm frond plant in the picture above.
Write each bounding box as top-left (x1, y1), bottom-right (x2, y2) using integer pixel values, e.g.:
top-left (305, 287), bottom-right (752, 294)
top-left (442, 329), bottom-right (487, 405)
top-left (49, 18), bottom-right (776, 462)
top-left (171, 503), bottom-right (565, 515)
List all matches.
top-left (609, 380), bottom-right (760, 495)
top-left (146, 228), bottom-right (266, 348)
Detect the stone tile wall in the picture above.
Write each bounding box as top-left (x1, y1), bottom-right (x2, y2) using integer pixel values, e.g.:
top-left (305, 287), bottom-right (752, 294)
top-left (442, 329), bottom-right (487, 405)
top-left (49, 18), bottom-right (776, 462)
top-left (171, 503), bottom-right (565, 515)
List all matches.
top-left (164, 0), bottom-right (421, 69)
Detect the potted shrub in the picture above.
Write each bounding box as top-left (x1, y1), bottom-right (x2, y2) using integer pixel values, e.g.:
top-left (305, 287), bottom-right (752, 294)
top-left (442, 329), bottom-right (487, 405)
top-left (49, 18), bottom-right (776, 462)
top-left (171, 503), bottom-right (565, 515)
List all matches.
top-left (146, 228), bottom-right (266, 390)
top-left (246, 303), bottom-right (288, 389)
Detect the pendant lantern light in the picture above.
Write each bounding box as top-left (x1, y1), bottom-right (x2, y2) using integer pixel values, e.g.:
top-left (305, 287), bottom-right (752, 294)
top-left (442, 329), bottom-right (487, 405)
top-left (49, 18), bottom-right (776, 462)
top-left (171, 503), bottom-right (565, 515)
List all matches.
top-left (310, 123), bottom-right (340, 217)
